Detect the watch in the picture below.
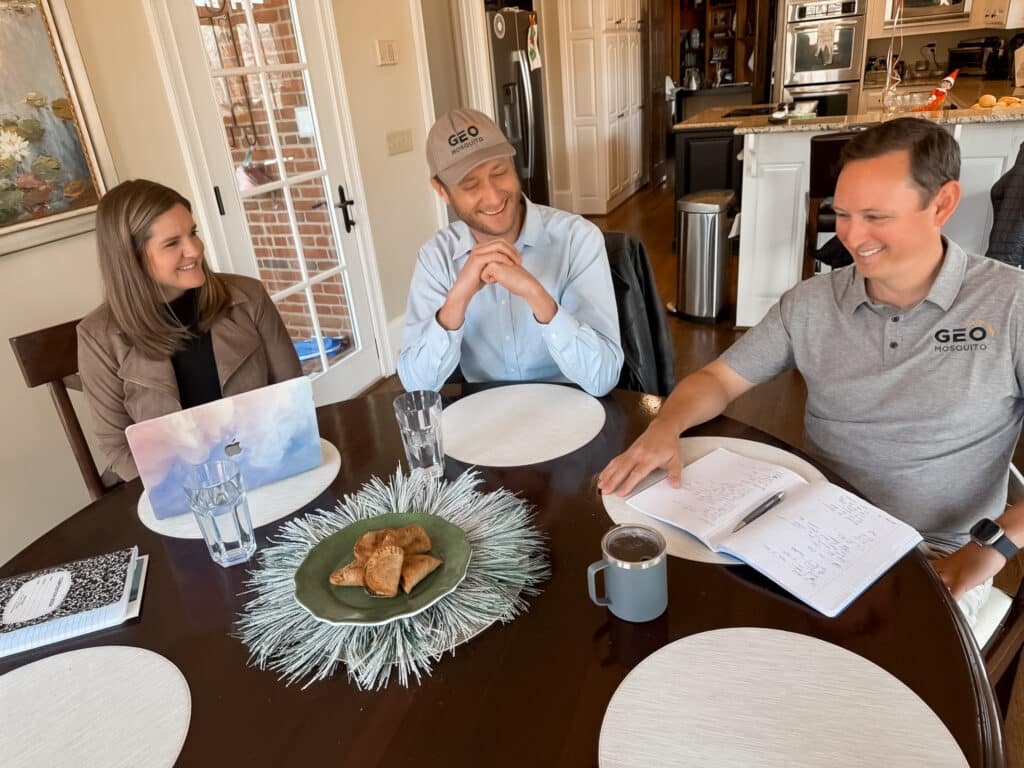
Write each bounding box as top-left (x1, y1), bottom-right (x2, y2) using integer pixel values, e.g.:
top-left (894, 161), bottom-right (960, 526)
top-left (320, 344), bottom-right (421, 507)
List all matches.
top-left (970, 518), bottom-right (1020, 561)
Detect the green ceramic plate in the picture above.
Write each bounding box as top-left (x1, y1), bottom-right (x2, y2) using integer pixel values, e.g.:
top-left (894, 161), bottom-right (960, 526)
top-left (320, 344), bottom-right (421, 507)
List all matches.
top-left (294, 512), bottom-right (472, 626)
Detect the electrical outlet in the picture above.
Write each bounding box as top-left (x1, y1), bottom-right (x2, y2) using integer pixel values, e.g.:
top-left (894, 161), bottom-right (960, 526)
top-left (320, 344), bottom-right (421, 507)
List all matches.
top-left (375, 39), bottom-right (398, 66)
top-left (386, 129), bottom-right (413, 156)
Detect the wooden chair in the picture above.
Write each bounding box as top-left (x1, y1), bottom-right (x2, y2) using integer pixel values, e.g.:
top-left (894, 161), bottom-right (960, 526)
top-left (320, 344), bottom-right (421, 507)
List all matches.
top-left (9, 320), bottom-right (118, 501)
top-left (803, 131), bottom-right (858, 278)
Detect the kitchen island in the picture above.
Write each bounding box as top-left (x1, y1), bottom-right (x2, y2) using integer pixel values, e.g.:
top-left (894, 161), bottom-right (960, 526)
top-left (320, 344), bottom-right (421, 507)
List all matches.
top-left (674, 102), bottom-right (1024, 326)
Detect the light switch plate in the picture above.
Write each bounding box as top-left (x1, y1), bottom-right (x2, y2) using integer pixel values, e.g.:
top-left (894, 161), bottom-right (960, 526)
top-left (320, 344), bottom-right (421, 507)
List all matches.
top-left (375, 39), bottom-right (398, 66)
top-left (386, 129), bottom-right (413, 156)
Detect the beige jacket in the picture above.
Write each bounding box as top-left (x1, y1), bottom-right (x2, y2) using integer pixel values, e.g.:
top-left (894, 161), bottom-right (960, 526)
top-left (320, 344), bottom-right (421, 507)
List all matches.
top-left (77, 274), bottom-right (302, 481)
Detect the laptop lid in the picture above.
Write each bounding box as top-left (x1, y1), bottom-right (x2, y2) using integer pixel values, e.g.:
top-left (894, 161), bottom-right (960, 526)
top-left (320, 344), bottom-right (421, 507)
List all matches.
top-left (126, 377), bottom-right (321, 520)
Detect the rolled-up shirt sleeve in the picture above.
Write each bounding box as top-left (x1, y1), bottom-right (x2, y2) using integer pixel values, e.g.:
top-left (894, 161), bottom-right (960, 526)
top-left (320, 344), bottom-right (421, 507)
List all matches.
top-left (719, 290), bottom-right (797, 383)
top-left (535, 222), bottom-right (624, 396)
top-left (397, 247), bottom-right (463, 392)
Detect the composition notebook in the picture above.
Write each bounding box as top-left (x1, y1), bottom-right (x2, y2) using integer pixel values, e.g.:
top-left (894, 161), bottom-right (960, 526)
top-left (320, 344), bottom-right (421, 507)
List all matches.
top-left (0, 547), bottom-right (148, 658)
top-left (626, 448), bottom-right (923, 617)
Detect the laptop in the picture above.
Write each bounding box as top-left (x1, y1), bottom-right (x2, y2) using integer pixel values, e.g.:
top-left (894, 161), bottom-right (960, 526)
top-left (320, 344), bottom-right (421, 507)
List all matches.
top-left (126, 377), bottom-right (322, 520)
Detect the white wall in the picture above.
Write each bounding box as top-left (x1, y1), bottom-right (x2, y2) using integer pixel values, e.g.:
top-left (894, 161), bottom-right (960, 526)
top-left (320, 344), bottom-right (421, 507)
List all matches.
top-left (1, 0), bottom-right (439, 564)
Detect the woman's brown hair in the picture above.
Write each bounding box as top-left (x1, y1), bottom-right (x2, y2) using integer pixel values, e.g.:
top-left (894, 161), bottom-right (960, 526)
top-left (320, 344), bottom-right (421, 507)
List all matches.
top-left (95, 179), bottom-right (231, 358)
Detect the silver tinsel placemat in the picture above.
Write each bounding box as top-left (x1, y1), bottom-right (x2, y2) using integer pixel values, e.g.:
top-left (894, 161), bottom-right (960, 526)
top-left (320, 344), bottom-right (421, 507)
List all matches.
top-left (236, 469), bottom-right (549, 690)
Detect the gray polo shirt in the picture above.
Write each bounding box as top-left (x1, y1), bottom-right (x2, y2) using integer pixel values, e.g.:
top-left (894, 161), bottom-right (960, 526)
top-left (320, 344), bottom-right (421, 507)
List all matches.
top-left (722, 239), bottom-right (1024, 546)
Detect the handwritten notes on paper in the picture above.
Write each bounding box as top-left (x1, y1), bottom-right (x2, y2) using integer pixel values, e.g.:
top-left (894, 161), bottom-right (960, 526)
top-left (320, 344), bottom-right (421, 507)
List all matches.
top-left (626, 448), bottom-right (922, 616)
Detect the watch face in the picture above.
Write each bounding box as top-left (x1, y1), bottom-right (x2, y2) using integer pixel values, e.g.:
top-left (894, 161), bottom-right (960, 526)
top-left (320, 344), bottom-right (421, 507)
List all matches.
top-left (971, 518), bottom-right (1002, 545)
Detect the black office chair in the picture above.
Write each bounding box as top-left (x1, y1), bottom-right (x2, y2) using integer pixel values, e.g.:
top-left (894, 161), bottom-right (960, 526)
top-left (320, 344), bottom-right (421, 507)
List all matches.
top-left (603, 232), bottom-right (675, 397)
top-left (803, 132), bottom-right (857, 278)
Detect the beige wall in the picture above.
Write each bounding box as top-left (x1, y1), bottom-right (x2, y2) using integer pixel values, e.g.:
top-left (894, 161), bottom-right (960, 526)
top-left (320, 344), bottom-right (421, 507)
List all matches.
top-left (537, 0), bottom-right (570, 203)
top-left (333, 0), bottom-right (440, 321)
top-left (421, 0), bottom-right (462, 117)
top-left (2, 0), bottom-right (437, 564)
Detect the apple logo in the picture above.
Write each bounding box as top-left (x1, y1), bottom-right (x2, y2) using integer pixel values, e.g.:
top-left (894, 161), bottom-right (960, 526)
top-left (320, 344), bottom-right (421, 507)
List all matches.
top-left (224, 440), bottom-right (242, 457)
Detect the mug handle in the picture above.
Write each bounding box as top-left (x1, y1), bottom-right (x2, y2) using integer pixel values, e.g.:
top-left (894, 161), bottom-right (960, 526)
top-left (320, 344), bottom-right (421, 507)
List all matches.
top-left (587, 559), bottom-right (611, 606)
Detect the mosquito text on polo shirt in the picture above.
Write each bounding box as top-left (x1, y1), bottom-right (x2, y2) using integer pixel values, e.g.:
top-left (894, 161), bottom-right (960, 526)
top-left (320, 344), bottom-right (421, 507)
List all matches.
top-left (933, 321), bottom-right (996, 353)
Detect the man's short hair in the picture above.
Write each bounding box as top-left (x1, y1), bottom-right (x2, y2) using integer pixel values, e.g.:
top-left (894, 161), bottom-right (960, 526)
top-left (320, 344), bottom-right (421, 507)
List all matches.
top-left (839, 117), bottom-right (960, 206)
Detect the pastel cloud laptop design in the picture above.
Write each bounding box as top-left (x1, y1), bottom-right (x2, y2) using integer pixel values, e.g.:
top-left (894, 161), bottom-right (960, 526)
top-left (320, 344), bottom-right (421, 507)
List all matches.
top-left (126, 377), bottom-right (322, 520)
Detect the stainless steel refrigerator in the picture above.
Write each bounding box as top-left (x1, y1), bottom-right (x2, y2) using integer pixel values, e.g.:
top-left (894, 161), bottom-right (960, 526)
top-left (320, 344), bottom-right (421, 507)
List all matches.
top-left (485, 8), bottom-right (549, 206)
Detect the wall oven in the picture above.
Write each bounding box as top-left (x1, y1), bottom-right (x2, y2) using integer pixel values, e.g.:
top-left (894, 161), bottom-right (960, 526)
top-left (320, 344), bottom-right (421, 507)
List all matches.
top-left (783, 0), bottom-right (866, 86)
top-left (782, 82), bottom-right (861, 116)
top-left (885, 0), bottom-right (972, 25)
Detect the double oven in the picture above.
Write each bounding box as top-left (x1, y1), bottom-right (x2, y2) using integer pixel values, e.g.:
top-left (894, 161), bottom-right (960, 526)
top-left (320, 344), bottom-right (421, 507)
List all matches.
top-left (779, 0), bottom-right (866, 116)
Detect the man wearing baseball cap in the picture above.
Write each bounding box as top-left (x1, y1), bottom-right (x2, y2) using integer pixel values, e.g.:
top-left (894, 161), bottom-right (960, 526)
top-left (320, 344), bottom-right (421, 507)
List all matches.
top-left (397, 108), bottom-right (623, 396)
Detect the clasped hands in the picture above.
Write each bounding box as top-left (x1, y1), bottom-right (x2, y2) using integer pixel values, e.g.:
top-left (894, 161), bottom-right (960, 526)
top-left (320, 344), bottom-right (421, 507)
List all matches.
top-left (438, 241), bottom-right (556, 330)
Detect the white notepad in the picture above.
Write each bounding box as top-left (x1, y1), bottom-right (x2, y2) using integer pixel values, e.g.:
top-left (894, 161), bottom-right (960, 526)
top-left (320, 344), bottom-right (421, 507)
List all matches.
top-left (627, 448), bottom-right (922, 617)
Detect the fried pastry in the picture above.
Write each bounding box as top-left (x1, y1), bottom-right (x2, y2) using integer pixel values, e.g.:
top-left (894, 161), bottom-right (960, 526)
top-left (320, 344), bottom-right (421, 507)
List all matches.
top-left (364, 545), bottom-right (404, 597)
top-left (329, 561), bottom-right (365, 586)
top-left (400, 554), bottom-right (443, 594)
top-left (353, 530), bottom-right (388, 564)
top-left (391, 524), bottom-right (432, 554)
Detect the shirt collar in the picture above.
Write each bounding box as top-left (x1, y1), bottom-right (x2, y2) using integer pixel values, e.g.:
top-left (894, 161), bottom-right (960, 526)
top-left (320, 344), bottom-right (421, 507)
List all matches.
top-left (452, 194), bottom-right (547, 260)
top-left (839, 237), bottom-right (965, 315)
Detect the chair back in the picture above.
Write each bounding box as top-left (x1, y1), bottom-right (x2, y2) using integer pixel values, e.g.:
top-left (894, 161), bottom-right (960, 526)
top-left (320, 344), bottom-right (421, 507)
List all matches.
top-left (603, 232), bottom-right (675, 397)
top-left (803, 131), bottom-right (859, 277)
top-left (9, 320), bottom-right (109, 501)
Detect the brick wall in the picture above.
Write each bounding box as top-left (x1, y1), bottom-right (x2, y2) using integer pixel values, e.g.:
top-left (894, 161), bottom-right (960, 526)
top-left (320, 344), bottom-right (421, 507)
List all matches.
top-left (197, 0), bottom-right (352, 360)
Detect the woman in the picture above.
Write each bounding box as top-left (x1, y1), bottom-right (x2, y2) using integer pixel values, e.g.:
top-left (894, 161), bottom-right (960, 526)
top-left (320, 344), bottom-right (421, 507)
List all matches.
top-left (78, 179), bottom-right (302, 481)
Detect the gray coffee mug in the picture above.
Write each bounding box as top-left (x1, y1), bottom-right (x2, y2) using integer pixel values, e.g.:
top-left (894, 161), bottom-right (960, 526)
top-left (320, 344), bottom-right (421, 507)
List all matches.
top-left (587, 524), bottom-right (668, 622)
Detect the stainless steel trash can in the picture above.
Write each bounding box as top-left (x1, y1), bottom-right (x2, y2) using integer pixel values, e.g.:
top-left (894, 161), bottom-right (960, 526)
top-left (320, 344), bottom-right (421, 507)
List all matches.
top-left (668, 190), bottom-right (735, 321)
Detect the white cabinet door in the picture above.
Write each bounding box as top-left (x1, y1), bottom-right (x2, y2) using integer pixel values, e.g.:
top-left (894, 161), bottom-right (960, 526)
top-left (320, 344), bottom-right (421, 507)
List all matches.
top-left (604, 0), bottom-right (625, 29)
top-left (946, 122), bottom-right (1024, 254)
top-left (629, 110), bottom-right (642, 184)
top-left (736, 132), bottom-right (818, 327)
top-left (627, 34), bottom-right (641, 112)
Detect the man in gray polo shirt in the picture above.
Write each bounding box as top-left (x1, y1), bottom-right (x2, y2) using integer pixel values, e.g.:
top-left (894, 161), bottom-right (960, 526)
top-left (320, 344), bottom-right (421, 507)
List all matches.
top-left (599, 118), bottom-right (1024, 619)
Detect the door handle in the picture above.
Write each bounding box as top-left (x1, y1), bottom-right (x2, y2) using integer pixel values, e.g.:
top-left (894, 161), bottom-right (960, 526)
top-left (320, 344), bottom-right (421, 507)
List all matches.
top-left (511, 49), bottom-right (535, 179)
top-left (336, 185), bottom-right (355, 232)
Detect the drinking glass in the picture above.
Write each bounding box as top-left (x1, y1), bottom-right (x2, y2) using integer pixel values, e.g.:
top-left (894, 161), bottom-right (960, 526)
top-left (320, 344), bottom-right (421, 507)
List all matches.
top-left (393, 390), bottom-right (444, 479)
top-left (183, 459), bottom-right (257, 567)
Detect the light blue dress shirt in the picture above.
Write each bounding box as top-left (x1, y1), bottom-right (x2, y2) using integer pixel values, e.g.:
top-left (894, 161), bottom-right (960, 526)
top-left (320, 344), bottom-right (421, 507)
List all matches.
top-left (397, 196), bottom-right (623, 396)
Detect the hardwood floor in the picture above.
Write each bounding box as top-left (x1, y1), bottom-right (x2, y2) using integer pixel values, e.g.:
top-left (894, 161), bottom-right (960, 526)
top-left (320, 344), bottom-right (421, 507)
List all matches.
top-left (370, 181), bottom-right (1024, 760)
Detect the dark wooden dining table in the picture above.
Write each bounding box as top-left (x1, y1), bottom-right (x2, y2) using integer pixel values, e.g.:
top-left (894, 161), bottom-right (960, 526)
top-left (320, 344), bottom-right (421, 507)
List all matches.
top-left (0, 387), bottom-right (1005, 767)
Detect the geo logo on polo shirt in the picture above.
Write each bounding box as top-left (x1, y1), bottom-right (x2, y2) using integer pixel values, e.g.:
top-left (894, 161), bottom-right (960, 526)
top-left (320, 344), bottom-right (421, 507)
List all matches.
top-left (933, 320), bottom-right (995, 352)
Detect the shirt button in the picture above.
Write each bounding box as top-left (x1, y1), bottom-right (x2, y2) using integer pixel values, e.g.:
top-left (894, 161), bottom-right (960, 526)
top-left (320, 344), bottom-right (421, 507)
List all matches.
top-left (505, 335), bottom-right (511, 341)
top-left (501, 300), bottom-right (507, 305)
top-left (889, 341), bottom-right (898, 349)
top-left (892, 316), bottom-right (900, 322)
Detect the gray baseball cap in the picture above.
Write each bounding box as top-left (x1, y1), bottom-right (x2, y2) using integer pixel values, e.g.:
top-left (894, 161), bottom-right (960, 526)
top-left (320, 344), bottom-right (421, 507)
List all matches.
top-left (426, 108), bottom-right (516, 187)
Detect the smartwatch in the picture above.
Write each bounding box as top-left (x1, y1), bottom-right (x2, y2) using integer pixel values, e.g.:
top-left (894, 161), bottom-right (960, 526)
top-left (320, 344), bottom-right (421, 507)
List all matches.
top-left (970, 518), bottom-right (1020, 561)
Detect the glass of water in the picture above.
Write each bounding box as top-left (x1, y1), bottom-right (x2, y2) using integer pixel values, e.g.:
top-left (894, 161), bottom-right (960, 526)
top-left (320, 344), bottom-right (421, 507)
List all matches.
top-left (393, 390), bottom-right (444, 479)
top-left (183, 459), bottom-right (257, 567)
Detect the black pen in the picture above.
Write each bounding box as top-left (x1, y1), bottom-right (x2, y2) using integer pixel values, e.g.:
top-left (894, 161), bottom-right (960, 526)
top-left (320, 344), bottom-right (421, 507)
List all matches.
top-left (731, 491), bottom-right (786, 533)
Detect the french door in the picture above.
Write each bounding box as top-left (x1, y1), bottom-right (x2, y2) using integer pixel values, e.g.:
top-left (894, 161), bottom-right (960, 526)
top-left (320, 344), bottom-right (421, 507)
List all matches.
top-left (155, 0), bottom-right (385, 404)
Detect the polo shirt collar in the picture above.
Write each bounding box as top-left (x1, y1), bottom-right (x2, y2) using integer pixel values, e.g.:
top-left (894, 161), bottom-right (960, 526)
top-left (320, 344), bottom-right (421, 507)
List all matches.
top-left (452, 194), bottom-right (546, 260)
top-left (839, 237), bottom-right (966, 315)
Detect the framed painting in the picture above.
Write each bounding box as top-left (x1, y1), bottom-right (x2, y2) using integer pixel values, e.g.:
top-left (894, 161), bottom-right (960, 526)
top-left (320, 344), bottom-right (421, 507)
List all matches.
top-left (0, 0), bottom-right (115, 256)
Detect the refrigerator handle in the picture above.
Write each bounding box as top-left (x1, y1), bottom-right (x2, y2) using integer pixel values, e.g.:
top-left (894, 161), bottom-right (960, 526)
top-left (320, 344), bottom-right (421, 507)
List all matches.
top-left (511, 49), bottom-right (534, 180)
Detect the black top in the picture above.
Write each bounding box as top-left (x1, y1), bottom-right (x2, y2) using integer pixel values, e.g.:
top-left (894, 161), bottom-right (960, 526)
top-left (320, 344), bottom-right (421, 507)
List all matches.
top-left (166, 289), bottom-right (221, 409)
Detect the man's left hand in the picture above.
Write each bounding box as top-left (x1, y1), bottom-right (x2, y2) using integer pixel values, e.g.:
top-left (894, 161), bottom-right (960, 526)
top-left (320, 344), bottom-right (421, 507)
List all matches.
top-left (481, 261), bottom-right (557, 323)
top-left (932, 543), bottom-right (1006, 599)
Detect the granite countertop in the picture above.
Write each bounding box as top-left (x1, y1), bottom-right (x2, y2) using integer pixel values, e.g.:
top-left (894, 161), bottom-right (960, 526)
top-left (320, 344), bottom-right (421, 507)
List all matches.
top-left (674, 94), bottom-right (1024, 135)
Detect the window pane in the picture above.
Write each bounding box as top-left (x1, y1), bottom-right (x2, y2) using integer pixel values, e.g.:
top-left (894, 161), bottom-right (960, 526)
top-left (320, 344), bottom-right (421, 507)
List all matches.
top-left (310, 273), bottom-right (356, 367)
top-left (251, 0), bottom-right (302, 66)
top-left (243, 190), bottom-right (302, 295)
top-left (195, 1), bottom-right (257, 70)
top-left (289, 176), bottom-right (341, 276)
top-left (212, 75), bottom-right (282, 187)
top-left (266, 70), bottom-right (322, 177)
top-left (274, 289), bottom-right (324, 376)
